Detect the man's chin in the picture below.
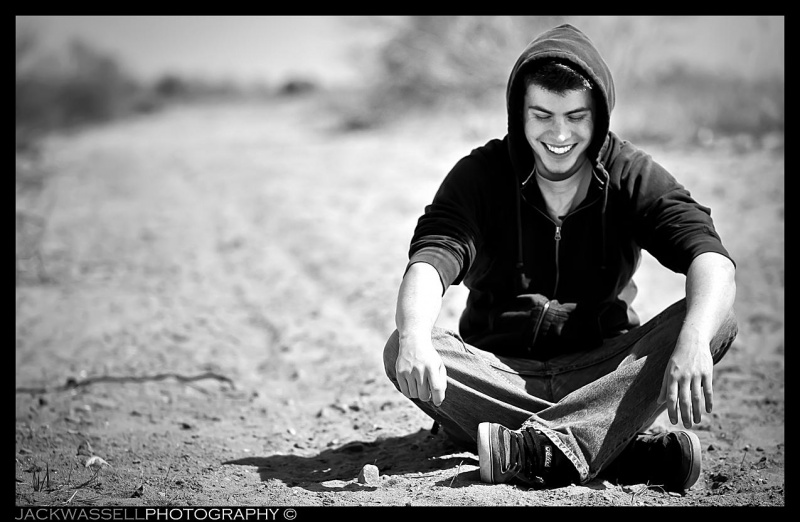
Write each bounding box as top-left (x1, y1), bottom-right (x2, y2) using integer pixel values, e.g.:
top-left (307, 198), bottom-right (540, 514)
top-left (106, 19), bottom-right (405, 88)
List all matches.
top-left (539, 163), bottom-right (577, 180)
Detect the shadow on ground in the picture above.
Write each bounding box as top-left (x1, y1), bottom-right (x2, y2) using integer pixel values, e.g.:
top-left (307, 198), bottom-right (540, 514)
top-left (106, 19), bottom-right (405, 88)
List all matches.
top-left (222, 428), bottom-right (480, 492)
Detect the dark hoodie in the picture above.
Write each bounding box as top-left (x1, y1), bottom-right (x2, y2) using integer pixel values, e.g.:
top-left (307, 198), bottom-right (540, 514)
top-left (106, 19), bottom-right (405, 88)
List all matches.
top-left (407, 24), bottom-right (733, 359)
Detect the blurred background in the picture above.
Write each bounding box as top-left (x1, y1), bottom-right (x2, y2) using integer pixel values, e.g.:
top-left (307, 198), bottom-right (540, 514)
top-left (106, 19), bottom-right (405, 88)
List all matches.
top-left (16, 15), bottom-right (784, 147)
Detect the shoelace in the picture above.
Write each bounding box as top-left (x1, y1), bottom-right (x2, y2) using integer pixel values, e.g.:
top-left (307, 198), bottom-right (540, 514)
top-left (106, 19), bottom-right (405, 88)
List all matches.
top-left (506, 429), bottom-right (540, 482)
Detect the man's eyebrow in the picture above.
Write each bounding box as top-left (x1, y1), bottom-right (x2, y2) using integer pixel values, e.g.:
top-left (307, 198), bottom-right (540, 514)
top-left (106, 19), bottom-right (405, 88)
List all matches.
top-left (529, 105), bottom-right (591, 115)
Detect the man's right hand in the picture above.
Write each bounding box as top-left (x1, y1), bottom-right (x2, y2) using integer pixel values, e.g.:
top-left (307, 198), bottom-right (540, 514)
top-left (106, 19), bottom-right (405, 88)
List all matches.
top-left (395, 333), bottom-right (447, 407)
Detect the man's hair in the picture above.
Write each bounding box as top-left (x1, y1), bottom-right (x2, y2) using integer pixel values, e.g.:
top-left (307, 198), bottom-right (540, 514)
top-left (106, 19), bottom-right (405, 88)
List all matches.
top-left (524, 59), bottom-right (593, 93)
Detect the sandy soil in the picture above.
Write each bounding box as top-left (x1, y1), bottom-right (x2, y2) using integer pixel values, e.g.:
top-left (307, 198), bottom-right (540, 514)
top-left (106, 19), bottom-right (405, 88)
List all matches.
top-left (15, 94), bottom-right (784, 508)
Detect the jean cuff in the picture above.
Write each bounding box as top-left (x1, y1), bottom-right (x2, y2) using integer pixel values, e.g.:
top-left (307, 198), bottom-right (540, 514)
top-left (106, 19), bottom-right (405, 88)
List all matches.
top-left (521, 418), bottom-right (590, 484)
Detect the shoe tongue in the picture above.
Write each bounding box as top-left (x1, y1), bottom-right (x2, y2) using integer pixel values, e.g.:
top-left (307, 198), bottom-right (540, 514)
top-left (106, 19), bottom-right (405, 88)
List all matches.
top-left (503, 429), bottom-right (518, 465)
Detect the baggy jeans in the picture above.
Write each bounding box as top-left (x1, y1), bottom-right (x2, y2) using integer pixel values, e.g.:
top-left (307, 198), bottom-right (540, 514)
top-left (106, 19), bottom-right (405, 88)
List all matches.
top-left (382, 299), bottom-right (738, 484)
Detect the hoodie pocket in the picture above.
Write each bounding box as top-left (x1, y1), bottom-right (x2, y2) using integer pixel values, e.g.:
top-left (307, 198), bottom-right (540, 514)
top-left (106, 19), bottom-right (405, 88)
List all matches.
top-left (491, 293), bottom-right (577, 351)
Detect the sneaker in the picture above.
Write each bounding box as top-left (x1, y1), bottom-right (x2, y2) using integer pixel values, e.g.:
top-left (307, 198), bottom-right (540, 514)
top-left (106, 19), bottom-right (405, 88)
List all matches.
top-left (605, 430), bottom-right (702, 492)
top-left (477, 422), bottom-right (577, 488)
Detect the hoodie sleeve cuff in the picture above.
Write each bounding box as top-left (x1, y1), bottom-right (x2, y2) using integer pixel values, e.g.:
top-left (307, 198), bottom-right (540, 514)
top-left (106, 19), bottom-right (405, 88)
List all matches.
top-left (405, 247), bottom-right (463, 295)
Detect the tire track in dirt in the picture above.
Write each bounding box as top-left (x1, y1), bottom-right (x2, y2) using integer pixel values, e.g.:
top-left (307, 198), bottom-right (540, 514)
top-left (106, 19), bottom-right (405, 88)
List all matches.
top-left (15, 101), bottom-right (397, 404)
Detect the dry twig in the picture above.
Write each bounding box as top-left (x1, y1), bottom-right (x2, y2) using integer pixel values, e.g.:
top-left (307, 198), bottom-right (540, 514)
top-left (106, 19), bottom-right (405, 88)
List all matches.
top-left (15, 371), bottom-right (235, 395)
top-left (449, 460), bottom-right (463, 487)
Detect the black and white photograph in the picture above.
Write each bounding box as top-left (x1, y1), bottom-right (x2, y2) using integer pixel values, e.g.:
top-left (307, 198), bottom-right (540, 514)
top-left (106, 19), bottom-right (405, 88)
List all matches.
top-left (15, 16), bottom-right (784, 509)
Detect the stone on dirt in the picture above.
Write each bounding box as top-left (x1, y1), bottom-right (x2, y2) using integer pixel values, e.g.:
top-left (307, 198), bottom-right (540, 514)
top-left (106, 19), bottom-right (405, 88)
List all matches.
top-left (358, 464), bottom-right (380, 485)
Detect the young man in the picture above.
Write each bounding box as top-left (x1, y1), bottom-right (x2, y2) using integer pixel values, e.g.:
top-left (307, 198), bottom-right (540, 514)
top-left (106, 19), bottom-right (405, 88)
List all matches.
top-left (382, 23), bottom-right (738, 492)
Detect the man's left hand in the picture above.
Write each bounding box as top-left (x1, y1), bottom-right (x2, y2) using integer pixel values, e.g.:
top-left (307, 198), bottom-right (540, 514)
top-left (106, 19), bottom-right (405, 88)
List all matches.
top-left (658, 332), bottom-right (714, 428)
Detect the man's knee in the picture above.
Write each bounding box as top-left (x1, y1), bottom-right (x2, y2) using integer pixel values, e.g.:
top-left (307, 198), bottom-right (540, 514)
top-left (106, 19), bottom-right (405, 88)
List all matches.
top-left (383, 330), bottom-right (400, 380)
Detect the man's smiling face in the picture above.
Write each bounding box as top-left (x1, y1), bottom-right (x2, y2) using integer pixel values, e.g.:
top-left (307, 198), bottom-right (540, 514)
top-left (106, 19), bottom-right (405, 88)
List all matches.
top-left (523, 84), bottom-right (595, 181)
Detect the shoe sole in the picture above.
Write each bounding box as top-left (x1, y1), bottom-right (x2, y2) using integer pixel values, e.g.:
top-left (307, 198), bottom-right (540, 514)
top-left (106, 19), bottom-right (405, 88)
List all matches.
top-left (477, 422), bottom-right (494, 483)
top-left (677, 430), bottom-right (702, 490)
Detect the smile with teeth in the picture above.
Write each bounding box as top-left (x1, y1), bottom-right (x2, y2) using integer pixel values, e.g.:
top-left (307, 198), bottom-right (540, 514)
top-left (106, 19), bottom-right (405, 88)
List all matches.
top-left (544, 143), bottom-right (576, 155)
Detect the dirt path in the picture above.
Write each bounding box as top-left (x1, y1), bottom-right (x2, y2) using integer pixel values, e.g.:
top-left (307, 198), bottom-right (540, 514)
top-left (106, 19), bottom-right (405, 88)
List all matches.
top-left (15, 96), bottom-right (784, 507)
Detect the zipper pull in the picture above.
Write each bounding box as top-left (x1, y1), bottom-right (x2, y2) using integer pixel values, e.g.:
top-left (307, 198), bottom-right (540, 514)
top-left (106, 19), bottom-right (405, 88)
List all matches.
top-left (554, 225), bottom-right (561, 241)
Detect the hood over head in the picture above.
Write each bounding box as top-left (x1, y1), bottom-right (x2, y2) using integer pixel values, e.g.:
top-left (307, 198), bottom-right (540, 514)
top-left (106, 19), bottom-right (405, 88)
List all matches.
top-left (506, 23), bottom-right (616, 181)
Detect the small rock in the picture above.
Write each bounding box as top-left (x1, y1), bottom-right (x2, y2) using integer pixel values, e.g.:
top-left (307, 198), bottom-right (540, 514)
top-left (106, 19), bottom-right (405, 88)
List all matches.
top-left (357, 464), bottom-right (380, 485)
top-left (330, 403), bottom-right (348, 413)
top-left (84, 455), bottom-right (110, 469)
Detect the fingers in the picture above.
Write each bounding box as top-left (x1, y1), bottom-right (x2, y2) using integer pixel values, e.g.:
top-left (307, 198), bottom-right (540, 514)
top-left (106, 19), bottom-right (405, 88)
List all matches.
top-left (660, 367), bottom-right (680, 425)
top-left (429, 363), bottom-right (447, 407)
top-left (662, 349), bottom-right (714, 428)
top-left (397, 373), bottom-right (410, 398)
top-left (658, 372), bottom-right (668, 405)
top-left (667, 373), bottom-right (712, 428)
top-left (396, 364), bottom-right (447, 407)
top-left (703, 373), bottom-right (714, 414)
top-left (691, 377), bottom-right (704, 425)
top-left (665, 378), bottom-right (679, 426)
top-left (417, 364), bottom-right (447, 407)
top-left (405, 376), bottom-right (420, 400)
top-left (679, 378), bottom-right (693, 428)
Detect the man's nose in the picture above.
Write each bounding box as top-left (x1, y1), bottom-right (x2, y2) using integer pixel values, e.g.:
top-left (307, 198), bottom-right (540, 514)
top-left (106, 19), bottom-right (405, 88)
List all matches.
top-left (552, 120), bottom-right (569, 142)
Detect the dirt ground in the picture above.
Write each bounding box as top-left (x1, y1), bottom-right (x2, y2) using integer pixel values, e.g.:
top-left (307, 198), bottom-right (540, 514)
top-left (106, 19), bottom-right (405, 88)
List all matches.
top-left (15, 94), bottom-right (784, 508)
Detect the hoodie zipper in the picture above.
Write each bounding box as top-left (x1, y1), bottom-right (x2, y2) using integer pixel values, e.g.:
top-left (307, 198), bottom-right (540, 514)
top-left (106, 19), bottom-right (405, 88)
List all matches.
top-left (553, 225), bottom-right (562, 296)
top-left (526, 194), bottom-right (601, 298)
top-left (527, 207), bottom-right (566, 297)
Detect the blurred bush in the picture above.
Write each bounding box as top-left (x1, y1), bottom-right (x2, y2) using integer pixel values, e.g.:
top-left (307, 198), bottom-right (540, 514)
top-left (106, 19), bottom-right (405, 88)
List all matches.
top-left (354, 16), bottom-right (783, 145)
top-left (621, 65), bottom-right (783, 144)
top-left (15, 25), bottom-right (260, 149)
top-left (15, 26), bottom-right (150, 148)
top-left (369, 16), bottom-right (565, 105)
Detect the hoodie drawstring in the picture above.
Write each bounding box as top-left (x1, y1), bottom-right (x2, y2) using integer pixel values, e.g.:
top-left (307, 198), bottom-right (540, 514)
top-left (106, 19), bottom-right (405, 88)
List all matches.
top-left (596, 160), bottom-right (610, 272)
top-left (515, 174), bottom-right (530, 293)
